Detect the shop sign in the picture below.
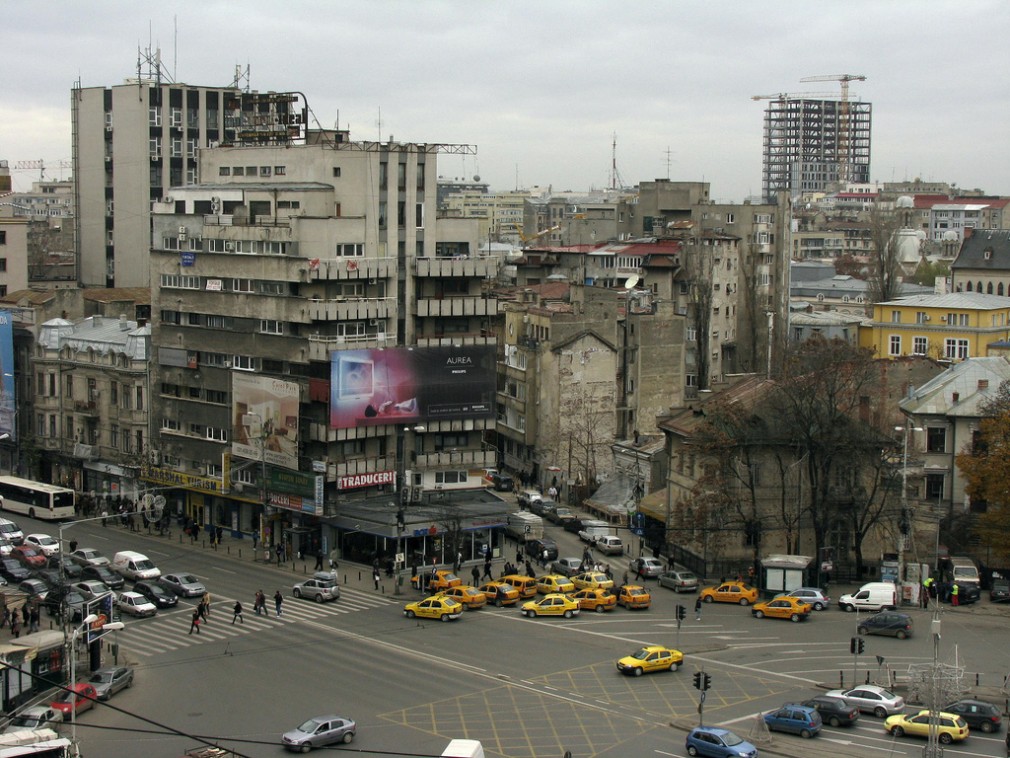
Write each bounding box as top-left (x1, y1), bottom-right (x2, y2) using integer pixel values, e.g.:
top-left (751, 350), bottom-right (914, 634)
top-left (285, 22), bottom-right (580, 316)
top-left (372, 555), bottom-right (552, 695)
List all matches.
top-left (338, 470), bottom-right (395, 490)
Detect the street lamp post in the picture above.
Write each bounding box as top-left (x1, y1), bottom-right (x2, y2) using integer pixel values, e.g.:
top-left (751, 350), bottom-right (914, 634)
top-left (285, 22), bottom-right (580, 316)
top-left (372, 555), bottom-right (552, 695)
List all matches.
top-left (895, 421), bottom-right (924, 605)
top-left (68, 616), bottom-right (124, 757)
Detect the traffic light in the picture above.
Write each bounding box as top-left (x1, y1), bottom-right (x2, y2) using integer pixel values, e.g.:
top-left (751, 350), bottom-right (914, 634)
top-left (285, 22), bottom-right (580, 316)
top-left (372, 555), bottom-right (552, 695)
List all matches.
top-left (850, 636), bottom-right (865, 655)
top-left (702, 673), bottom-right (711, 691)
top-left (396, 510), bottom-right (405, 530)
top-left (677, 604), bottom-right (686, 621)
top-left (693, 671), bottom-right (702, 690)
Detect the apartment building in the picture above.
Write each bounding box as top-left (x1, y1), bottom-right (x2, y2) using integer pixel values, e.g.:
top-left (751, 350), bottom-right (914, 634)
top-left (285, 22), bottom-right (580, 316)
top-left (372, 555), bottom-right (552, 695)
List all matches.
top-left (72, 74), bottom-right (302, 288)
top-left (147, 133), bottom-right (500, 561)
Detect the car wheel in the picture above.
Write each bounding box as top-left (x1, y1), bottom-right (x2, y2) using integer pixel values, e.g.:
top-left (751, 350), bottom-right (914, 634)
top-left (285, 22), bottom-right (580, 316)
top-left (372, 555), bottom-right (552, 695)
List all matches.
top-left (939, 733), bottom-right (953, 744)
top-left (858, 626), bottom-right (868, 635)
top-left (293, 589), bottom-right (302, 599)
top-left (874, 707), bottom-right (887, 718)
top-left (829, 716), bottom-right (840, 727)
top-left (890, 726), bottom-right (904, 737)
top-left (564, 609), bottom-right (573, 618)
top-left (687, 747), bottom-right (699, 757)
top-left (495, 599), bottom-right (503, 608)
top-left (595, 605), bottom-right (605, 613)
top-left (754, 610), bottom-right (764, 618)
top-left (979, 720), bottom-right (994, 733)
top-left (800, 729), bottom-right (812, 739)
top-left (342, 731), bottom-right (354, 744)
top-left (814, 602), bottom-right (825, 611)
top-left (703, 596), bottom-right (713, 603)
top-left (739, 598), bottom-right (750, 606)
top-left (670, 662), bottom-right (679, 671)
top-left (406, 610), bottom-right (415, 619)
top-left (896, 630), bottom-right (907, 640)
top-left (314, 594), bottom-right (324, 604)
top-left (440, 614), bottom-right (449, 622)
top-left (299, 745), bottom-right (311, 754)
top-left (790, 614), bottom-right (801, 622)
top-left (842, 604), bottom-right (854, 612)
top-left (632, 667), bottom-right (643, 677)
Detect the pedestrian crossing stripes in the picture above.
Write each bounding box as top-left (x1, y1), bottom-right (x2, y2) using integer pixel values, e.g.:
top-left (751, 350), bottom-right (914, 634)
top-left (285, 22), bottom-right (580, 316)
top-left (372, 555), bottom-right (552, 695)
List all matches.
top-left (115, 588), bottom-right (398, 657)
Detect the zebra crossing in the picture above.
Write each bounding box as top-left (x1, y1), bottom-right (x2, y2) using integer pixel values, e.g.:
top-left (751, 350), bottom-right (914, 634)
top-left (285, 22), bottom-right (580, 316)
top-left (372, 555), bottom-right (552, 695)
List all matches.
top-left (114, 588), bottom-right (398, 658)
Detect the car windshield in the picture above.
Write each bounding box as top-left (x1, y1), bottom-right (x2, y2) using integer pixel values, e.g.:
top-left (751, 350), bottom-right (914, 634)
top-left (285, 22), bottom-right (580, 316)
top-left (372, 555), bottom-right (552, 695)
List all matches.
top-left (721, 732), bottom-right (744, 746)
top-left (296, 718), bottom-right (322, 733)
top-left (54, 690), bottom-right (77, 703)
top-left (11, 716), bottom-right (39, 727)
top-left (178, 575), bottom-right (197, 583)
top-left (631, 649), bottom-right (651, 661)
top-left (88, 672), bottom-right (112, 684)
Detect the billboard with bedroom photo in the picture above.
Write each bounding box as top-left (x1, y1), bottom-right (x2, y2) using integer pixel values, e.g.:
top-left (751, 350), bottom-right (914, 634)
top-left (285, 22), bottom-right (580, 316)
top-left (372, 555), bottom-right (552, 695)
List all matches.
top-left (329, 345), bottom-right (495, 429)
top-left (232, 374), bottom-right (300, 470)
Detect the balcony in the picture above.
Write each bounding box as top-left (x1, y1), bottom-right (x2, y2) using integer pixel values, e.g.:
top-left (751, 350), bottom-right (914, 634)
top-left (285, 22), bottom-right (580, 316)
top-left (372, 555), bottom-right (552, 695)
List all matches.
top-left (307, 332), bottom-right (396, 362)
top-left (329, 455), bottom-right (396, 483)
top-left (309, 256), bottom-right (396, 282)
top-left (415, 296), bottom-right (498, 318)
top-left (415, 334), bottom-right (496, 348)
top-left (415, 256), bottom-right (499, 279)
top-left (307, 296), bottom-right (395, 322)
top-left (74, 400), bottom-right (98, 415)
top-left (415, 449), bottom-right (496, 470)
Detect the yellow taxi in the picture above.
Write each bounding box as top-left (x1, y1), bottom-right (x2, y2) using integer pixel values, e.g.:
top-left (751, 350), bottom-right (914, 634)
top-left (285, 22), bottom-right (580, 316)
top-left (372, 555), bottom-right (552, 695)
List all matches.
top-left (437, 585), bottom-right (487, 611)
top-left (569, 587), bottom-right (617, 613)
top-left (699, 581), bottom-right (759, 606)
top-left (616, 584), bottom-right (652, 610)
top-left (403, 595), bottom-right (464, 622)
top-left (616, 645), bottom-right (683, 676)
top-left (751, 596), bottom-right (812, 622)
top-left (885, 710), bottom-right (969, 744)
top-left (536, 574), bottom-right (576, 595)
top-left (501, 574), bottom-right (539, 599)
top-left (571, 571), bottom-right (615, 591)
top-left (521, 593), bottom-right (581, 619)
top-left (476, 581), bottom-right (520, 607)
top-left (410, 569), bottom-right (462, 592)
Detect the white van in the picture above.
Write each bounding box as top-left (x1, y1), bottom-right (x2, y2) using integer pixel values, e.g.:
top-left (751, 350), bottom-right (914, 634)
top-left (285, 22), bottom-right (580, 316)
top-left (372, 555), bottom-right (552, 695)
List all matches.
top-left (505, 512), bottom-right (544, 542)
top-left (949, 556), bottom-right (980, 587)
top-left (0, 518), bottom-right (23, 545)
top-left (578, 520), bottom-right (610, 544)
top-left (838, 581), bottom-right (897, 612)
top-left (595, 535), bottom-right (624, 556)
top-left (112, 551), bottom-right (161, 581)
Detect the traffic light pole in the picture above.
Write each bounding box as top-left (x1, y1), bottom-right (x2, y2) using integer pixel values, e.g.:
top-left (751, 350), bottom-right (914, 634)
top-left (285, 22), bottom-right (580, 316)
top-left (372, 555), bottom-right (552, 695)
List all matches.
top-left (675, 603), bottom-right (685, 648)
top-left (693, 669), bottom-right (712, 726)
top-left (850, 636), bottom-right (864, 687)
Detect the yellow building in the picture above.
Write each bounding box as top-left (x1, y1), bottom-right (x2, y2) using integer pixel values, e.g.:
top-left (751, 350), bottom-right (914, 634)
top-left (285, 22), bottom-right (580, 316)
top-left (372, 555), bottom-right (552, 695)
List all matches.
top-left (859, 292), bottom-right (1010, 361)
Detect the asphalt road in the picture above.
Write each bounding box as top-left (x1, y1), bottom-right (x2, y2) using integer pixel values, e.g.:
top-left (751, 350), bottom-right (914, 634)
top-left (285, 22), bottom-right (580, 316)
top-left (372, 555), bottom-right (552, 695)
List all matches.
top-left (7, 508), bottom-right (1010, 758)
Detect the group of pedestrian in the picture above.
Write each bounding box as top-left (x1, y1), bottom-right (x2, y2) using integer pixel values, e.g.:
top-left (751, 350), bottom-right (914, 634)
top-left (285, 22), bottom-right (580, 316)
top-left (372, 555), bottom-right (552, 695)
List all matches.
top-left (189, 592), bottom-right (212, 634)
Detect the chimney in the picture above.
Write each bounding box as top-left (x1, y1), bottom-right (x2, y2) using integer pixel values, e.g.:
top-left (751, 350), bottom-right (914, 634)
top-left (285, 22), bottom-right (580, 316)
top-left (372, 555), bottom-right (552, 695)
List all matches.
top-left (963, 227), bottom-right (973, 240)
top-left (119, 314), bottom-right (129, 331)
top-left (978, 379), bottom-right (989, 390)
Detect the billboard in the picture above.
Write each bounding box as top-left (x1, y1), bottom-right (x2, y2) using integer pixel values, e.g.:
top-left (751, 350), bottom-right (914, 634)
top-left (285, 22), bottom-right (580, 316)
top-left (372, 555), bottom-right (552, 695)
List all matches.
top-left (329, 345), bottom-right (495, 429)
top-left (232, 374), bottom-right (300, 470)
top-left (0, 312), bottom-right (13, 442)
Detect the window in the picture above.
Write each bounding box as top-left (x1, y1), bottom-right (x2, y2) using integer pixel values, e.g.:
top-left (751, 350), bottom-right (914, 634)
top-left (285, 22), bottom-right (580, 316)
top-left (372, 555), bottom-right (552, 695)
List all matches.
top-left (260, 320), bottom-right (283, 335)
top-left (916, 311), bottom-right (928, 324)
top-left (206, 389), bottom-right (227, 405)
top-left (891, 310), bottom-right (901, 323)
top-left (336, 243), bottom-right (364, 257)
top-left (110, 425), bottom-right (119, 449)
top-left (944, 338), bottom-right (969, 359)
top-left (206, 427), bottom-right (228, 442)
top-left (66, 375), bottom-right (73, 399)
top-left (889, 335), bottom-right (902, 356)
top-left (135, 430), bottom-right (143, 455)
top-left (913, 336), bottom-right (927, 355)
top-left (416, 203), bottom-right (424, 229)
top-left (926, 427), bottom-right (946, 453)
top-left (332, 166), bottom-right (341, 177)
top-left (232, 355), bottom-right (256, 371)
top-left (0, 259), bottom-right (6, 273)
top-left (231, 279), bottom-right (253, 293)
top-left (0, 231), bottom-right (5, 245)
top-left (259, 166), bottom-right (271, 177)
top-left (925, 473), bottom-right (944, 501)
top-left (136, 385), bottom-right (144, 411)
top-left (219, 167), bottom-right (231, 177)
top-left (162, 418), bottom-right (180, 431)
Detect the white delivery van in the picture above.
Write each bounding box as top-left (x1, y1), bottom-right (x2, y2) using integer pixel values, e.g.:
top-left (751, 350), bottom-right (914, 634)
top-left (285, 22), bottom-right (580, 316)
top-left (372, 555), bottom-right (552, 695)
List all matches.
top-left (505, 512), bottom-right (543, 542)
top-left (578, 520), bottom-right (610, 544)
top-left (0, 518), bottom-right (24, 545)
top-left (595, 535), bottom-right (624, 556)
top-left (837, 581), bottom-right (897, 612)
top-left (112, 550), bottom-right (161, 581)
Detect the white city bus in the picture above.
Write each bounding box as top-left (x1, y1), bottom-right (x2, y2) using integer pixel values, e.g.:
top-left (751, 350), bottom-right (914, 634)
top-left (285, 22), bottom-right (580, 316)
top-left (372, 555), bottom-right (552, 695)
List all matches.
top-left (0, 477), bottom-right (76, 521)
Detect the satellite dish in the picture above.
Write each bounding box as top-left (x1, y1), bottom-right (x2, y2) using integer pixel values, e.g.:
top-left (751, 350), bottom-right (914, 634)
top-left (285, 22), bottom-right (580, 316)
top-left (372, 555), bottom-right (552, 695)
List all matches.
top-left (624, 274), bottom-right (640, 290)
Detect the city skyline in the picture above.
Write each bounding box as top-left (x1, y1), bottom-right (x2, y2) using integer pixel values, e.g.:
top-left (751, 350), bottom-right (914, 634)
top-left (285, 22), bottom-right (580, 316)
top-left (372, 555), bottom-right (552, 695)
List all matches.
top-left (4, 1), bottom-right (1008, 202)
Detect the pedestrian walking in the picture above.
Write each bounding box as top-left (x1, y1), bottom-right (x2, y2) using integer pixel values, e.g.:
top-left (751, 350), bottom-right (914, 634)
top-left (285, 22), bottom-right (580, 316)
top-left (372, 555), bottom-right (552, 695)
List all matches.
top-left (471, 565), bottom-right (481, 586)
top-left (69, 539), bottom-right (78, 554)
top-left (314, 550), bottom-right (324, 571)
top-left (635, 560), bottom-right (644, 581)
top-left (232, 601), bottom-right (244, 625)
top-left (622, 571), bottom-right (629, 587)
top-left (21, 604), bottom-right (29, 627)
top-left (524, 560), bottom-right (535, 578)
top-left (10, 614), bottom-right (20, 639)
top-left (252, 531), bottom-right (259, 550)
top-left (920, 579), bottom-right (930, 609)
top-left (28, 605), bottom-right (39, 633)
top-left (373, 567), bottom-right (380, 590)
top-left (188, 607), bottom-right (201, 635)
top-left (951, 582), bottom-right (960, 607)
top-left (541, 549), bottom-right (549, 569)
top-left (274, 590), bottom-right (283, 617)
top-left (482, 559), bottom-right (493, 581)
top-left (275, 543), bottom-right (283, 565)
top-left (515, 548), bottom-right (523, 566)
top-left (254, 590), bottom-right (265, 615)
top-left (695, 596), bottom-right (703, 621)
top-left (330, 548), bottom-right (340, 571)
top-left (201, 592), bottom-right (212, 618)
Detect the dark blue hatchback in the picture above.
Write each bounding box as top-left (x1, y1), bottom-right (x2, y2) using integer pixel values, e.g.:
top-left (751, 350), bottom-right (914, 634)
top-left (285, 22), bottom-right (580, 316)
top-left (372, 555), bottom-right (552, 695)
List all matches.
top-left (763, 703), bottom-right (822, 738)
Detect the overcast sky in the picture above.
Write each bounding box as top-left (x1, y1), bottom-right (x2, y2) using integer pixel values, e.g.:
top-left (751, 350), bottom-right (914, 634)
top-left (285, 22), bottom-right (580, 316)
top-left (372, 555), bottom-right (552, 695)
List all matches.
top-left (4, 1), bottom-right (1008, 202)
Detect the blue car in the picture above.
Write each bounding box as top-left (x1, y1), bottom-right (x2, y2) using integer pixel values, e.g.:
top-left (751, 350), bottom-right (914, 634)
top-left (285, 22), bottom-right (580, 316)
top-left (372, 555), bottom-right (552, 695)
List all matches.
top-left (686, 726), bottom-right (759, 757)
top-left (763, 704), bottom-right (822, 738)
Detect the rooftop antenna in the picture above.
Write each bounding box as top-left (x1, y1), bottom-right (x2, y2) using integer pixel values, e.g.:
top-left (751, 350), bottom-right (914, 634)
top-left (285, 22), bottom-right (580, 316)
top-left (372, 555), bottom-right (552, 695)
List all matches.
top-left (664, 146), bottom-right (674, 180)
top-left (376, 107), bottom-right (382, 141)
top-left (610, 132), bottom-right (625, 190)
top-left (515, 163), bottom-right (519, 192)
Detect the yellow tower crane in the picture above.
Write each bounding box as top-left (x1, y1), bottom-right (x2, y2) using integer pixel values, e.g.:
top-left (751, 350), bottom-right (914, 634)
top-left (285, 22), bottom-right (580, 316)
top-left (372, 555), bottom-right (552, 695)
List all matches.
top-left (799, 74), bottom-right (867, 184)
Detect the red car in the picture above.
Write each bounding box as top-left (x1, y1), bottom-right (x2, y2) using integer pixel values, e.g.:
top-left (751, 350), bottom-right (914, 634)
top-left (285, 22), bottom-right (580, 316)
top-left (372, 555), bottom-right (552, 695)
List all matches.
top-left (11, 545), bottom-right (46, 568)
top-left (51, 683), bottom-right (98, 716)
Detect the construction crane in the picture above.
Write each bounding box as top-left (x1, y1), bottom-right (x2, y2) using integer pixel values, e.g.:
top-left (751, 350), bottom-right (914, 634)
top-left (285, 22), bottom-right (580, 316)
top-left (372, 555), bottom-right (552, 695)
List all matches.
top-left (518, 225), bottom-right (561, 246)
top-left (799, 74), bottom-right (867, 184)
top-left (13, 159), bottom-right (72, 183)
top-left (751, 92), bottom-right (838, 102)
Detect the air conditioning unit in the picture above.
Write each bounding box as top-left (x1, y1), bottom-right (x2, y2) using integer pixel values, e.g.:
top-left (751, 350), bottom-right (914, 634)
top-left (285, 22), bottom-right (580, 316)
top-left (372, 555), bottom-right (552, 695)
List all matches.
top-left (224, 241), bottom-right (235, 252)
top-left (940, 316), bottom-right (948, 322)
top-left (922, 314), bottom-right (929, 321)
top-left (151, 155), bottom-right (160, 162)
top-left (178, 226), bottom-right (187, 235)
top-left (368, 278), bottom-right (377, 284)
top-left (104, 156), bottom-right (111, 163)
top-left (368, 319), bottom-right (380, 326)
top-left (223, 360), bottom-right (232, 368)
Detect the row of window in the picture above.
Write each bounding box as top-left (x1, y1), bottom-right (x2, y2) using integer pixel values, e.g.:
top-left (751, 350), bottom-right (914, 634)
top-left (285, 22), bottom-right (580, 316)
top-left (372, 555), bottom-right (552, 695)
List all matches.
top-left (161, 237), bottom-right (293, 256)
top-left (36, 413), bottom-right (144, 453)
top-left (888, 335), bottom-right (970, 360)
top-left (160, 274), bottom-right (290, 296)
top-left (159, 311), bottom-right (285, 336)
top-left (160, 418), bottom-right (229, 442)
top-left (218, 165), bottom-right (288, 178)
top-left (37, 374), bottom-right (145, 410)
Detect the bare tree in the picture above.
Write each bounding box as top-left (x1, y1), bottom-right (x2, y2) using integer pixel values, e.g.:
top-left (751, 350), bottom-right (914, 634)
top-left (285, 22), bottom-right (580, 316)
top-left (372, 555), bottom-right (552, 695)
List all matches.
top-left (866, 203), bottom-right (905, 304)
top-left (679, 236), bottom-right (715, 389)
